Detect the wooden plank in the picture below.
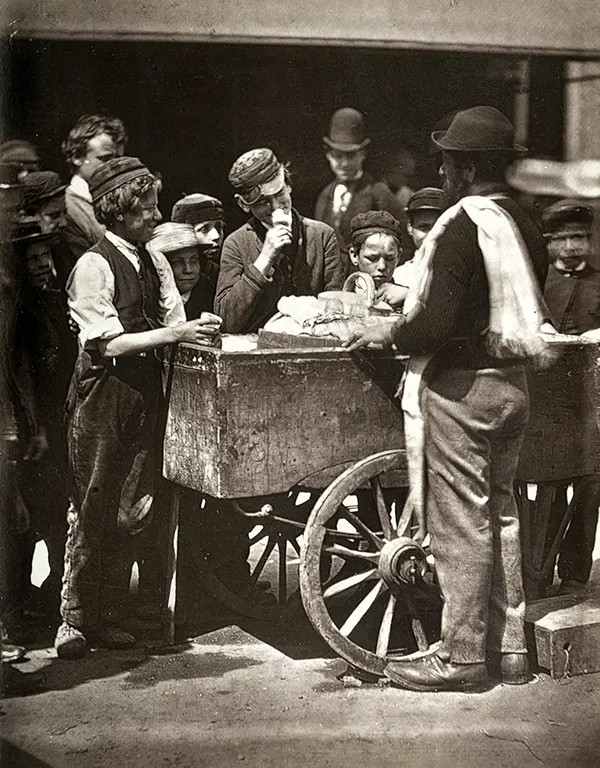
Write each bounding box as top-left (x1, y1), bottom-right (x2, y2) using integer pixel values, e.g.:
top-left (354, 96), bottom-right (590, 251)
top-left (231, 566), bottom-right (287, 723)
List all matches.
top-left (526, 591), bottom-right (600, 678)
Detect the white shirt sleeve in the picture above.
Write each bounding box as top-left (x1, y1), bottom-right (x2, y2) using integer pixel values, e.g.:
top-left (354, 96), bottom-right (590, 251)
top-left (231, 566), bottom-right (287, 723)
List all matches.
top-left (393, 259), bottom-right (416, 290)
top-left (146, 243), bottom-right (186, 327)
top-left (67, 252), bottom-right (124, 350)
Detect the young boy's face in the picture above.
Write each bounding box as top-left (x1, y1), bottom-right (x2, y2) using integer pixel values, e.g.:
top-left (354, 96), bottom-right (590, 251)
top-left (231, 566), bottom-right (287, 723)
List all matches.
top-left (193, 219), bottom-right (224, 262)
top-left (167, 246), bottom-right (201, 295)
top-left (122, 186), bottom-right (162, 244)
top-left (350, 232), bottom-right (399, 288)
top-left (547, 223), bottom-right (592, 270)
top-left (408, 209), bottom-right (440, 249)
top-left (38, 195), bottom-right (67, 234)
top-left (24, 241), bottom-right (55, 289)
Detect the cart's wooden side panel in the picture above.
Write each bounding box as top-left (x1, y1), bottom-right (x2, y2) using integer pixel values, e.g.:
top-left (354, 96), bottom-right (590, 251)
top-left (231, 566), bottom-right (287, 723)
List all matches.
top-left (218, 354), bottom-right (405, 497)
top-left (164, 347), bottom-right (406, 497)
top-left (163, 350), bottom-right (223, 494)
top-left (518, 345), bottom-right (600, 482)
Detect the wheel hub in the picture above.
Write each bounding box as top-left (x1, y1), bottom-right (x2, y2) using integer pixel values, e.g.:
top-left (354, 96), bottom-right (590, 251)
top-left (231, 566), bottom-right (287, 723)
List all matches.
top-left (378, 536), bottom-right (428, 587)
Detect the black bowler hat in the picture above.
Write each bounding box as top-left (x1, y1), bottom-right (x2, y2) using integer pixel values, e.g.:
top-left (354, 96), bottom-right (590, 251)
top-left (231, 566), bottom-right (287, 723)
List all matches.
top-left (11, 219), bottom-right (59, 245)
top-left (323, 108), bottom-right (371, 153)
top-left (432, 106), bottom-right (527, 155)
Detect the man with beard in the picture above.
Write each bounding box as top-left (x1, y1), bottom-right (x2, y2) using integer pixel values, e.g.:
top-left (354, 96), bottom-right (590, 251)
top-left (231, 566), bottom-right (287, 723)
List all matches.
top-left (54, 158), bottom-right (220, 659)
top-left (216, 148), bottom-right (344, 333)
top-left (345, 107), bottom-right (548, 692)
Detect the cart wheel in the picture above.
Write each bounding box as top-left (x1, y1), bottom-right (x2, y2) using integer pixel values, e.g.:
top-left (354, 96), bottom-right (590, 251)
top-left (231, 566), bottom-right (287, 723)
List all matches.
top-left (185, 495), bottom-right (306, 621)
top-left (299, 450), bottom-right (442, 677)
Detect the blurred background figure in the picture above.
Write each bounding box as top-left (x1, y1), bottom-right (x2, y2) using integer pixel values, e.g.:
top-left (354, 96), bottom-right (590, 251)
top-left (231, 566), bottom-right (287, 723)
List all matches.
top-left (541, 199), bottom-right (600, 596)
top-left (315, 108), bottom-right (406, 270)
top-left (61, 114), bottom-right (128, 261)
top-left (0, 140), bottom-right (40, 182)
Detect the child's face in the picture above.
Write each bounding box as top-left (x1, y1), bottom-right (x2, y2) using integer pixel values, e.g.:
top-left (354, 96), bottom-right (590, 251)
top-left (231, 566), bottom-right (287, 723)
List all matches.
top-left (193, 219), bottom-right (224, 262)
top-left (547, 224), bottom-right (592, 269)
top-left (24, 241), bottom-right (55, 289)
top-left (408, 209), bottom-right (440, 249)
top-left (350, 233), bottom-right (399, 288)
top-left (167, 246), bottom-right (201, 295)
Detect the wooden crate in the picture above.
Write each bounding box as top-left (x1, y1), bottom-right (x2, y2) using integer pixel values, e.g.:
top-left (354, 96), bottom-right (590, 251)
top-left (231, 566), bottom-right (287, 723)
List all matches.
top-left (163, 343), bottom-right (407, 498)
top-left (526, 591), bottom-right (600, 678)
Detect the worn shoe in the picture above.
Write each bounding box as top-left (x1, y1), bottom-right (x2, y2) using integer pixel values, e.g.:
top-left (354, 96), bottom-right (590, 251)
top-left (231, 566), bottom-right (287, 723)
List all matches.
top-left (384, 653), bottom-right (488, 692)
top-left (1, 643), bottom-right (26, 664)
top-left (488, 652), bottom-right (530, 685)
top-left (93, 624), bottom-right (137, 650)
top-left (2, 665), bottom-right (46, 696)
top-left (54, 622), bottom-right (88, 660)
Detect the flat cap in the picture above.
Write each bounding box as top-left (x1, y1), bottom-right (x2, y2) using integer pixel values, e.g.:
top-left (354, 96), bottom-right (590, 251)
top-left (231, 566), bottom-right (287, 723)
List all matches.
top-left (350, 210), bottom-right (403, 245)
top-left (541, 199), bottom-right (594, 233)
top-left (228, 148), bottom-right (285, 206)
top-left (150, 222), bottom-right (199, 254)
top-left (11, 219), bottom-right (58, 245)
top-left (406, 187), bottom-right (445, 215)
top-left (22, 171), bottom-right (67, 210)
top-left (89, 156), bottom-right (153, 203)
top-left (171, 193), bottom-right (224, 225)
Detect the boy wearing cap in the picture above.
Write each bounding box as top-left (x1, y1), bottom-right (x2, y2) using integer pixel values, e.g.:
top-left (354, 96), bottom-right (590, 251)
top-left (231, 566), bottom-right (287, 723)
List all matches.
top-left (171, 193), bottom-right (225, 284)
top-left (542, 199), bottom-right (600, 594)
top-left (12, 222), bottom-right (77, 619)
top-left (315, 108), bottom-right (406, 264)
top-left (216, 148), bottom-right (344, 333)
top-left (348, 210), bottom-right (403, 299)
top-left (55, 157), bottom-right (221, 659)
top-left (62, 114), bottom-right (128, 262)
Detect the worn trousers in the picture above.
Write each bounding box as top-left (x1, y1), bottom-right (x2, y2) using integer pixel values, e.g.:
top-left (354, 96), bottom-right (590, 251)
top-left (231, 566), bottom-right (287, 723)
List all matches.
top-left (60, 358), bottom-right (160, 629)
top-left (423, 364), bottom-right (529, 664)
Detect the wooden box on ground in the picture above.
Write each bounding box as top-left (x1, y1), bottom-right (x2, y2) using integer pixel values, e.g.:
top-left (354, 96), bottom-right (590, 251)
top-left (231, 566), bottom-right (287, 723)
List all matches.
top-left (525, 590), bottom-right (600, 678)
top-left (163, 341), bottom-right (407, 499)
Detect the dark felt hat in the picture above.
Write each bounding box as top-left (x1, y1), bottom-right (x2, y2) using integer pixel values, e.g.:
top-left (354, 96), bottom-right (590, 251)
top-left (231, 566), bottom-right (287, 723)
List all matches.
top-left (171, 193), bottom-right (224, 225)
top-left (0, 140), bottom-right (39, 166)
top-left (228, 149), bottom-right (286, 206)
top-left (89, 156), bottom-right (152, 203)
top-left (22, 171), bottom-right (67, 210)
top-left (541, 199), bottom-right (594, 234)
top-left (350, 210), bottom-right (403, 246)
top-left (323, 108), bottom-right (371, 153)
top-left (432, 106), bottom-right (527, 155)
top-left (11, 219), bottom-right (58, 245)
top-left (0, 162), bottom-right (24, 190)
top-left (406, 187), bottom-right (445, 215)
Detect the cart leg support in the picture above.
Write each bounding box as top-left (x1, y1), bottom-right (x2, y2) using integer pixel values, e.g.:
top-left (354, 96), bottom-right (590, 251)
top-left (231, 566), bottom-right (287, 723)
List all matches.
top-left (163, 484), bottom-right (180, 645)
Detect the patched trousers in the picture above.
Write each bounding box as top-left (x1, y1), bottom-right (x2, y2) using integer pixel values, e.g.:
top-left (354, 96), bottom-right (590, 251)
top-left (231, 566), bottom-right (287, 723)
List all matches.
top-left (423, 364), bottom-right (529, 664)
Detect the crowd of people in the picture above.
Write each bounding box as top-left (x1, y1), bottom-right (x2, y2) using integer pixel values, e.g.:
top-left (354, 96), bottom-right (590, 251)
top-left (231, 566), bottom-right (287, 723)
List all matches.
top-left (1, 104), bottom-right (599, 696)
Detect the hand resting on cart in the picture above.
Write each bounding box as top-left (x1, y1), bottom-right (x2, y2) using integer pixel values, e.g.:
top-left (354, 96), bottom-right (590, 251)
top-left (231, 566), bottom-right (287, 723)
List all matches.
top-left (97, 312), bottom-right (223, 356)
top-left (343, 317), bottom-right (402, 351)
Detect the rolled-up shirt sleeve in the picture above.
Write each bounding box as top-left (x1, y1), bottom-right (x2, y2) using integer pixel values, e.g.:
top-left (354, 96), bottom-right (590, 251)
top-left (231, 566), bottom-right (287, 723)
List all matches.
top-left (146, 245), bottom-right (186, 327)
top-left (67, 252), bottom-right (124, 350)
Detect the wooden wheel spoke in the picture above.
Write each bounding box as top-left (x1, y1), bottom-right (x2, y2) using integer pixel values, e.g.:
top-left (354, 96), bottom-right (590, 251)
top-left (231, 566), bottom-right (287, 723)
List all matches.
top-left (247, 538), bottom-right (276, 592)
top-left (323, 544), bottom-right (380, 563)
top-left (278, 539), bottom-right (287, 605)
top-left (323, 567), bottom-right (378, 599)
top-left (248, 528), bottom-right (269, 546)
top-left (289, 538), bottom-right (301, 557)
top-left (339, 580), bottom-right (386, 637)
top-left (376, 593), bottom-right (397, 657)
top-left (337, 507), bottom-right (385, 550)
top-left (370, 476), bottom-right (393, 540)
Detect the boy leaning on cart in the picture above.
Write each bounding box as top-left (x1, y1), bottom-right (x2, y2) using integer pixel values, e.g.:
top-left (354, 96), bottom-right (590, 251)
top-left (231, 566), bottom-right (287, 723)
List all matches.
top-left (55, 157), bottom-right (222, 660)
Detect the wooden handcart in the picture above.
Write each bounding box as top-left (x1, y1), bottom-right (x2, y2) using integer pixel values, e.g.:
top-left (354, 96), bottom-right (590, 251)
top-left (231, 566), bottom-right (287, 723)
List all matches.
top-left (162, 337), bottom-right (600, 677)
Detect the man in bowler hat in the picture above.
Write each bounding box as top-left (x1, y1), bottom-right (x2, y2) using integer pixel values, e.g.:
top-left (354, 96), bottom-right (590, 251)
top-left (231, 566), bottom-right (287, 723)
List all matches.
top-left (345, 106), bottom-right (549, 691)
top-left (315, 108), bottom-right (405, 268)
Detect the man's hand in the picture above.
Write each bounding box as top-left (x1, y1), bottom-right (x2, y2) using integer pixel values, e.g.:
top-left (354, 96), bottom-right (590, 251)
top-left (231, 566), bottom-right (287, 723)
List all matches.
top-left (376, 283), bottom-right (409, 308)
top-left (177, 313), bottom-right (223, 345)
top-left (23, 431), bottom-right (48, 462)
top-left (260, 225), bottom-right (292, 265)
top-left (343, 321), bottom-right (396, 351)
